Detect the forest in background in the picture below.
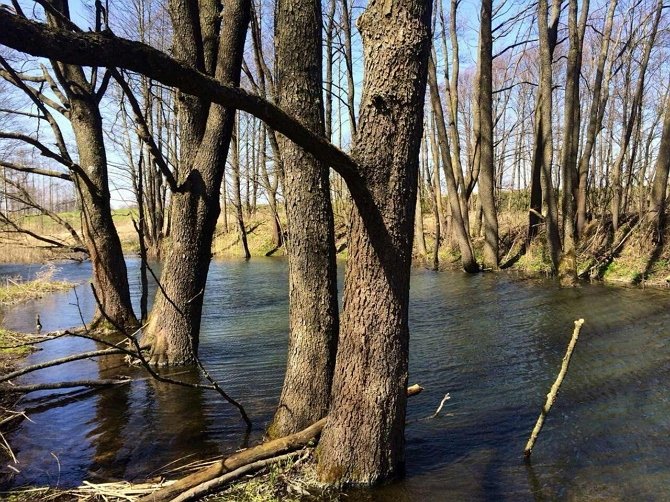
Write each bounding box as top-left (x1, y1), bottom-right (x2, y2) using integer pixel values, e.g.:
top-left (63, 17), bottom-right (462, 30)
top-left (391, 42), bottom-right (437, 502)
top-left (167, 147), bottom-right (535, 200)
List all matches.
top-left (1, 0), bottom-right (669, 284)
top-left (0, 0), bottom-right (669, 493)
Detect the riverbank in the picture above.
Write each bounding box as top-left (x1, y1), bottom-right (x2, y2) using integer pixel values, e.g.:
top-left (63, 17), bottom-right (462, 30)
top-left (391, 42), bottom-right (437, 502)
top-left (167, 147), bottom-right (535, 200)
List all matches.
top-left (2, 206), bottom-right (669, 288)
top-left (0, 269), bottom-right (74, 487)
top-left (0, 265), bottom-right (73, 307)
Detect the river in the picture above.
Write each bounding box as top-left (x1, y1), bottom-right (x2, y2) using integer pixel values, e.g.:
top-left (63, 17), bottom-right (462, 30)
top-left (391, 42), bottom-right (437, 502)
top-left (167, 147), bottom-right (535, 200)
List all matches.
top-left (1, 258), bottom-right (669, 500)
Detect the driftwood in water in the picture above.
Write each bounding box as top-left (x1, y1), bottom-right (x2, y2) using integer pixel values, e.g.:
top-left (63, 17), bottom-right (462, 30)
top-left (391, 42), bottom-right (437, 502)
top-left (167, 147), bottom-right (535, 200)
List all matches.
top-left (142, 384), bottom-right (424, 502)
top-left (0, 346), bottom-right (129, 383)
top-left (524, 319), bottom-right (585, 459)
top-left (1, 378), bottom-right (131, 394)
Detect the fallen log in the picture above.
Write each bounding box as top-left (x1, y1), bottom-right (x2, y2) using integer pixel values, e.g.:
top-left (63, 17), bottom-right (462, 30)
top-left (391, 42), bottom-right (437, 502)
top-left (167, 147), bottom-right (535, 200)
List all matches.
top-left (172, 451), bottom-right (302, 502)
top-left (141, 384), bottom-right (424, 502)
top-left (1, 378), bottom-right (131, 394)
top-left (0, 346), bottom-right (129, 383)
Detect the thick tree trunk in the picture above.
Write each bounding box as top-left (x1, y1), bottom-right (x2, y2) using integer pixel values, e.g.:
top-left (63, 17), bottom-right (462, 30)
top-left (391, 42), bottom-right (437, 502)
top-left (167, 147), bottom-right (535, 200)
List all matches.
top-left (529, 0), bottom-right (561, 272)
top-left (43, 1), bottom-right (137, 331)
top-left (144, 0), bottom-right (250, 365)
top-left (316, 0), bottom-right (432, 485)
top-left (268, 0), bottom-right (339, 438)
top-left (478, 0), bottom-right (498, 269)
top-left (70, 101), bottom-right (138, 330)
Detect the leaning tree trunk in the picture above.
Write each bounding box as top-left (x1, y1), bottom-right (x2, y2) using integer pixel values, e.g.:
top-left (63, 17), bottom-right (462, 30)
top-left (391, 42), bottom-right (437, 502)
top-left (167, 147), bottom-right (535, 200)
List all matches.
top-left (268, 0), bottom-right (339, 438)
top-left (427, 55), bottom-right (478, 272)
top-left (45, 1), bottom-right (137, 331)
top-left (316, 0), bottom-right (432, 485)
top-left (70, 97), bottom-right (138, 331)
top-left (144, 0), bottom-right (250, 365)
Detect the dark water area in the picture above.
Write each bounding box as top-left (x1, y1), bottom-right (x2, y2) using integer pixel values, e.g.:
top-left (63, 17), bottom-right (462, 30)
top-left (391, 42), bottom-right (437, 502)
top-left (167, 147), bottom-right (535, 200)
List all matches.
top-left (1, 259), bottom-right (669, 500)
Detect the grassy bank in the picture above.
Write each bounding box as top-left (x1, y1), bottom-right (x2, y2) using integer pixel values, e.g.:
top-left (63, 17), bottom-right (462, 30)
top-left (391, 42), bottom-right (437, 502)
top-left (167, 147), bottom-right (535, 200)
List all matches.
top-left (0, 327), bottom-right (32, 374)
top-left (2, 205), bottom-right (669, 288)
top-left (0, 266), bottom-right (73, 306)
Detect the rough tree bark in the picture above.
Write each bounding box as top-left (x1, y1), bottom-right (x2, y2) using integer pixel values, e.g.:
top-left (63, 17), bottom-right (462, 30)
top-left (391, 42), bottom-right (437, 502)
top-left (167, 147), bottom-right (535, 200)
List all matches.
top-left (46, 1), bottom-right (137, 330)
top-left (1, 5), bottom-right (430, 485)
top-left (528, 0), bottom-right (561, 272)
top-left (268, 0), bottom-right (339, 438)
top-left (316, 0), bottom-right (432, 485)
top-left (144, 0), bottom-right (250, 365)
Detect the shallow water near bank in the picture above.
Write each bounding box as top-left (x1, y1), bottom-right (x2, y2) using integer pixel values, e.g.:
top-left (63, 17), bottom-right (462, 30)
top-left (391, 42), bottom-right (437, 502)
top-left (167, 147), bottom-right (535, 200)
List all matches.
top-left (1, 258), bottom-right (669, 500)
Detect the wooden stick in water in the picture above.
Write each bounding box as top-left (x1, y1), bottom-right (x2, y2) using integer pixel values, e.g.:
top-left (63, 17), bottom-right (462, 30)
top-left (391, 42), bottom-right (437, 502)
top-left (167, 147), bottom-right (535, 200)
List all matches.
top-left (524, 318), bottom-right (585, 459)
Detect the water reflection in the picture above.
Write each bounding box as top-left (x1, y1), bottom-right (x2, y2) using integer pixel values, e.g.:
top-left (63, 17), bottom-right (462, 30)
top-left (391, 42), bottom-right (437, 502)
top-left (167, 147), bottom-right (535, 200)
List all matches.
top-left (1, 260), bottom-right (669, 499)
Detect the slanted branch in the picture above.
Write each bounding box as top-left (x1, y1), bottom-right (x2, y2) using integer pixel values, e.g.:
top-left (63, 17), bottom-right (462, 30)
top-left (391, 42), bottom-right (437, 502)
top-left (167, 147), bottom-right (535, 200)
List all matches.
top-left (524, 319), bottom-right (585, 459)
top-left (2, 378), bottom-right (131, 394)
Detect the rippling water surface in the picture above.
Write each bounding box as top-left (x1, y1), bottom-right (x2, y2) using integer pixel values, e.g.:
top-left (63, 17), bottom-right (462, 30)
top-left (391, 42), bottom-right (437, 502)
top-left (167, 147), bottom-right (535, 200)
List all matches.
top-left (1, 259), bottom-right (669, 500)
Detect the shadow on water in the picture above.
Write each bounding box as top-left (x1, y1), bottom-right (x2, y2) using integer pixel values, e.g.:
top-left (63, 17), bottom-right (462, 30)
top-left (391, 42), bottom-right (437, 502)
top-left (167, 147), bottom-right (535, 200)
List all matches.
top-left (1, 258), bottom-right (670, 500)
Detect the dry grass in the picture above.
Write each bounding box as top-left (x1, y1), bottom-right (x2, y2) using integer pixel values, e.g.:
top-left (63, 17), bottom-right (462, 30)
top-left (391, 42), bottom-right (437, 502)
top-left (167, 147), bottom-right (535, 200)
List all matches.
top-left (206, 450), bottom-right (341, 502)
top-left (0, 265), bottom-right (73, 306)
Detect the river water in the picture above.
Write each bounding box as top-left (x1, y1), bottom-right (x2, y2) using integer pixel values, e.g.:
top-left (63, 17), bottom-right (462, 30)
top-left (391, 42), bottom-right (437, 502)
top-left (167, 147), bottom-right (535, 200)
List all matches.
top-left (1, 258), bottom-right (669, 500)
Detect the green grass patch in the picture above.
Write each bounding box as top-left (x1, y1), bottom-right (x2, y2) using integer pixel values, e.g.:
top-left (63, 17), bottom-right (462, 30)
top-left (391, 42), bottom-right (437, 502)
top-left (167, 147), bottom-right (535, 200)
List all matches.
top-left (0, 327), bottom-right (32, 359)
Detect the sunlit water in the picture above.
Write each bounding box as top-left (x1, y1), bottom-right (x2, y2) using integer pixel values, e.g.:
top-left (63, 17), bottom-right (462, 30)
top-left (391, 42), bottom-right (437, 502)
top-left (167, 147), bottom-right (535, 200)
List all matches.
top-left (1, 259), bottom-right (669, 500)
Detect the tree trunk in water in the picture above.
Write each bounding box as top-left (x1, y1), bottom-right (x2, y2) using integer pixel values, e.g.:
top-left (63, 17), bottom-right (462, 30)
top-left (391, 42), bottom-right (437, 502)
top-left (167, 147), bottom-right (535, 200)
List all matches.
top-left (414, 180), bottom-right (427, 258)
top-left (231, 129), bottom-right (251, 259)
top-left (316, 0), bottom-right (432, 485)
top-left (144, 0), bottom-right (250, 365)
top-left (478, 0), bottom-right (498, 269)
top-left (70, 100), bottom-right (138, 330)
top-left (268, 0), bottom-right (339, 438)
top-left (559, 0), bottom-right (588, 286)
top-left (45, 1), bottom-right (137, 331)
top-left (530, 0), bottom-right (561, 272)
